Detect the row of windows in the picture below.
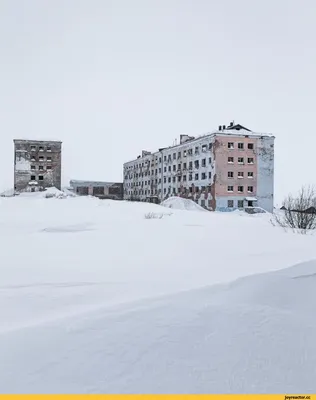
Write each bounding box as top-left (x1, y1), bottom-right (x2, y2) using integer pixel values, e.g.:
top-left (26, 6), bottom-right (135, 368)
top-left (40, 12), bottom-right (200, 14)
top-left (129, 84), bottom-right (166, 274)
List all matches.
top-left (228, 142), bottom-right (254, 150)
top-left (227, 199), bottom-right (246, 208)
top-left (31, 165), bottom-right (52, 171)
top-left (125, 144), bottom-right (213, 170)
top-left (228, 171), bottom-right (253, 178)
top-left (30, 145), bottom-right (52, 152)
top-left (30, 156), bottom-right (52, 162)
top-left (228, 157), bottom-right (254, 164)
top-left (30, 175), bottom-right (45, 181)
top-left (125, 158), bottom-right (212, 179)
top-left (126, 185), bottom-right (210, 196)
top-left (227, 185), bottom-right (254, 193)
top-left (125, 172), bottom-right (212, 187)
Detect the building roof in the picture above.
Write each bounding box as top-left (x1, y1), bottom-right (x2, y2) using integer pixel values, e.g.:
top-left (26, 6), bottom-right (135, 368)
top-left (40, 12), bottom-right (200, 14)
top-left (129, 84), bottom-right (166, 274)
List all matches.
top-left (14, 139), bottom-right (62, 144)
top-left (70, 180), bottom-right (122, 187)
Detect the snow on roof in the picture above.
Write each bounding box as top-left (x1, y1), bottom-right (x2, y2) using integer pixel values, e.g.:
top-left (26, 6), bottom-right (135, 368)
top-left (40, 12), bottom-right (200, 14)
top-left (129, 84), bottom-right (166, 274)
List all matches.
top-left (245, 197), bottom-right (258, 201)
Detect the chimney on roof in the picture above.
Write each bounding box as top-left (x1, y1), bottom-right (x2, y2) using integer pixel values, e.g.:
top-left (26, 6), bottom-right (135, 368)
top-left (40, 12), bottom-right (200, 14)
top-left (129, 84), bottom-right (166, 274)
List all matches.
top-left (218, 125), bottom-right (222, 131)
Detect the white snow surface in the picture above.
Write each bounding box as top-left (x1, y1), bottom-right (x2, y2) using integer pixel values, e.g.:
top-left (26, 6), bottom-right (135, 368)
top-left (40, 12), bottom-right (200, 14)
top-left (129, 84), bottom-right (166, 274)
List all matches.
top-left (161, 196), bottom-right (206, 211)
top-left (1, 195), bottom-right (316, 393)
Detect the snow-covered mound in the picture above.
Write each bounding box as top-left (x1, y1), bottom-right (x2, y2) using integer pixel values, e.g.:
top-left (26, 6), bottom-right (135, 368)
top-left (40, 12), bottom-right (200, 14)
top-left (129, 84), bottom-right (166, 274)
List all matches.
top-left (1, 197), bottom-right (316, 393)
top-left (0, 188), bottom-right (15, 197)
top-left (161, 196), bottom-right (206, 211)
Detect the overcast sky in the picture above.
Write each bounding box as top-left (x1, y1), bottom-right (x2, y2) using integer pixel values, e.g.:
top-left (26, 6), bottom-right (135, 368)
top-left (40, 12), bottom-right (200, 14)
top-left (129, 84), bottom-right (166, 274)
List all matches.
top-left (1, 0), bottom-right (315, 203)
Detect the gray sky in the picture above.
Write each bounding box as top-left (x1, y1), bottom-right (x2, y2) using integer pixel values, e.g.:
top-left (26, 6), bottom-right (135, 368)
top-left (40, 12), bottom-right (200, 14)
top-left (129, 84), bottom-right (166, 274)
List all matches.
top-left (1, 0), bottom-right (315, 203)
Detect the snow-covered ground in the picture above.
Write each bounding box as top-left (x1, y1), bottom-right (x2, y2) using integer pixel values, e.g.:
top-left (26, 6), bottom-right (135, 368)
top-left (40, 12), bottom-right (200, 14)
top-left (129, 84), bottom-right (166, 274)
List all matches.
top-left (1, 194), bottom-right (316, 393)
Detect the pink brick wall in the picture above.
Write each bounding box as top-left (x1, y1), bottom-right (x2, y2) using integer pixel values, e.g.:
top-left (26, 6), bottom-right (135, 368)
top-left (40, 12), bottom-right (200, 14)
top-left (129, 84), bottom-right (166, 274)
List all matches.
top-left (214, 136), bottom-right (257, 197)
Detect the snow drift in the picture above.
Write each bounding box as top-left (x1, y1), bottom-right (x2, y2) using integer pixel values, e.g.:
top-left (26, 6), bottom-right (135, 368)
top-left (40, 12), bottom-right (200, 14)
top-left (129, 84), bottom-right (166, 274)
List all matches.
top-left (1, 196), bottom-right (316, 393)
top-left (161, 196), bottom-right (206, 211)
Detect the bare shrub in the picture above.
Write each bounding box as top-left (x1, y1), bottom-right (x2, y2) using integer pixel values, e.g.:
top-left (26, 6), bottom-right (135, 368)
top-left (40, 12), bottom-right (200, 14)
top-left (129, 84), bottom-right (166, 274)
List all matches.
top-left (144, 212), bottom-right (164, 219)
top-left (272, 185), bottom-right (316, 233)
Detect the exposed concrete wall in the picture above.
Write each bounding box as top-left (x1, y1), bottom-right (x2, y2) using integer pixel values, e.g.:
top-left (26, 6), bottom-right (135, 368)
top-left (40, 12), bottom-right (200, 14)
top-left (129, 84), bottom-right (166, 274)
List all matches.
top-left (70, 180), bottom-right (123, 199)
top-left (14, 140), bottom-right (62, 192)
top-left (256, 136), bottom-right (275, 212)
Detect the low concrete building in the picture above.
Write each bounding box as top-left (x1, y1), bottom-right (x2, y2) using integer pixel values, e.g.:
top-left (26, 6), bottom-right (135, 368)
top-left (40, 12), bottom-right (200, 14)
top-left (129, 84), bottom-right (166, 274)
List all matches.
top-left (70, 180), bottom-right (123, 200)
top-left (14, 139), bottom-right (62, 193)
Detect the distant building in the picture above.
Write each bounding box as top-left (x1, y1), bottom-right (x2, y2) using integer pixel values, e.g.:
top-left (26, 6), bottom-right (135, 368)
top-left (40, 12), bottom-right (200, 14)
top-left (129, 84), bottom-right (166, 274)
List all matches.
top-left (70, 180), bottom-right (123, 200)
top-left (123, 123), bottom-right (275, 212)
top-left (14, 139), bottom-right (62, 193)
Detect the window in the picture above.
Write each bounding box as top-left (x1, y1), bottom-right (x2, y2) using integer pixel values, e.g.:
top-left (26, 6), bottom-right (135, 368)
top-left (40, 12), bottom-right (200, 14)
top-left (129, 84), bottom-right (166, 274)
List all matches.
top-left (183, 175), bottom-right (187, 181)
top-left (31, 146), bottom-right (36, 152)
top-left (188, 148), bottom-right (193, 155)
top-left (238, 157), bottom-right (244, 164)
top-left (159, 168), bottom-right (161, 173)
top-left (238, 186), bottom-right (244, 193)
top-left (202, 172), bottom-right (206, 179)
top-left (39, 156), bottom-right (44, 162)
top-left (159, 157), bottom-right (162, 163)
top-left (183, 162), bottom-right (187, 169)
top-left (168, 166), bottom-right (171, 172)
top-left (47, 146), bottom-right (52, 152)
top-left (202, 158), bottom-right (206, 167)
top-left (164, 156), bottom-right (167, 161)
top-left (195, 146), bottom-right (199, 154)
top-left (155, 169), bottom-right (157, 175)
top-left (238, 143), bottom-right (244, 150)
top-left (39, 166), bottom-right (44, 170)
top-left (248, 157), bottom-right (254, 164)
top-left (164, 167), bottom-right (166, 172)
top-left (208, 143), bottom-right (212, 150)
top-left (202, 144), bottom-right (207, 152)
top-left (173, 165), bottom-right (176, 171)
top-left (238, 171), bottom-right (244, 178)
top-left (195, 186), bottom-right (199, 193)
top-left (31, 156), bottom-right (36, 162)
top-left (178, 164), bottom-right (181, 170)
top-left (38, 176), bottom-right (44, 181)
top-left (168, 155), bottom-right (172, 162)
top-left (228, 171), bottom-right (234, 178)
top-left (247, 186), bottom-right (254, 193)
top-left (183, 150), bottom-right (187, 157)
top-left (201, 200), bottom-right (205, 207)
top-left (228, 142), bottom-right (234, 149)
top-left (238, 200), bottom-right (244, 208)
top-left (227, 200), bottom-right (234, 208)
top-left (189, 161), bottom-right (193, 169)
top-left (208, 172), bottom-right (212, 179)
top-left (194, 160), bottom-right (199, 168)
top-left (164, 177), bottom-right (166, 183)
top-left (178, 175), bottom-right (181, 182)
top-left (39, 146), bottom-right (44, 152)
top-left (248, 172), bottom-right (254, 178)
top-left (173, 188), bottom-right (176, 194)
top-left (228, 157), bottom-right (234, 163)
top-left (173, 176), bottom-right (176, 182)
top-left (31, 175), bottom-right (36, 181)
top-left (189, 186), bottom-right (193, 193)
top-left (227, 185), bottom-right (234, 192)
top-left (189, 174), bottom-right (192, 181)
top-left (178, 152), bottom-right (181, 159)
top-left (195, 173), bottom-right (199, 180)
top-left (158, 179), bottom-right (161, 183)
top-left (164, 188), bottom-right (166, 194)
top-left (209, 157), bottom-right (212, 164)
top-left (248, 143), bottom-right (254, 150)
top-left (31, 165), bottom-right (36, 170)
top-left (173, 153), bottom-right (176, 160)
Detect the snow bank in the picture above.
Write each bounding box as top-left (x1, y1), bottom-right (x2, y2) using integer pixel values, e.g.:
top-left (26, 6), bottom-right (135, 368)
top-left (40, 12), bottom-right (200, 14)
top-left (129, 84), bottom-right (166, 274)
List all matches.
top-left (1, 197), bottom-right (316, 393)
top-left (161, 196), bottom-right (206, 211)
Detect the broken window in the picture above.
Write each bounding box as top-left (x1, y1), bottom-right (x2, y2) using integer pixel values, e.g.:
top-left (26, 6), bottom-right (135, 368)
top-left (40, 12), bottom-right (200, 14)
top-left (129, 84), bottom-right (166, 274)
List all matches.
top-left (208, 172), bottom-right (212, 179)
top-left (202, 158), bottom-right (206, 167)
top-left (31, 156), bottom-right (36, 162)
top-left (183, 162), bottom-right (187, 169)
top-left (164, 167), bottom-right (167, 172)
top-left (183, 150), bottom-right (187, 157)
top-left (195, 173), bottom-right (199, 180)
top-left (189, 186), bottom-right (193, 193)
top-left (227, 185), bottom-right (234, 192)
top-left (208, 143), bottom-right (212, 150)
top-left (39, 166), bottom-right (44, 170)
top-left (38, 175), bottom-right (44, 181)
top-left (248, 157), bottom-right (254, 164)
top-left (188, 148), bottom-right (193, 155)
top-left (228, 157), bottom-right (234, 163)
top-left (173, 153), bottom-right (176, 160)
top-left (238, 185), bottom-right (244, 193)
top-left (227, 200), bottom-right (234, 208)
top-left (159, 168), bottom-right (161, 173)
top-left (189, 161), bottom-right (193, 169)
top-left (178, 152), bottom-right (181, 159)
top-left (93, 186), bottom-right (104, 196)
top-left (247, 186), bottom-right (254, 193)
top-left (164, 177), bottom-right (166, 183)
top-left (173, 165), bottom-right (176, 171)
top-left (209, 157), bottom-right (212, 164)
top-left (195, 146), bottom-right (199, 154)
top-left (39, 146), bottom-right (44, 152)
top-left (39, 156), bottom-right (44, 162)
top-left (31, 175), bottom-right (36, 181)
top-left (238, 143), bottom-right (244, 150)
top-left (189, 174), bottom-right (192, 181)
top-left (248, 143), bottom-right (254, 150)
top-left (168, 177), bottom-right (171, 183)
top-left (238, 157), bottom-right (244, 164)
top-left (178, 176), bottom-right (181, 182)
top-left (164, 156), bottom-right (167, 161)
top-left (238, 200), bottom-right (244, 208)
top-left (173, 176), bottom-right (176, 183)
top-left (228, 142), bottom-right (234, 149)
top-left (228, 171), bottom-right (234, 178)
top-left (31, 146), bottom-right (36, 152)
top-left (47, 146), bottom-right (52, 152)
top-left (201, 200), bottom-right (205, 207)
top-left (202, 144), bottom-right (207, 152)
top-left (202, 172), bottom-right (206, 180)
top-left (31, 165), bottom-right (36, 170)
top-left (248, 172), bottom-right (254, 178)
top-left (195, 186), bottom-right (199, 193)
top-left (194, 160), bottom-right (199, 168)
top-left (183, 175), bottom-right (187, 181)
top-left (238, 172), bottom-right (244, 178)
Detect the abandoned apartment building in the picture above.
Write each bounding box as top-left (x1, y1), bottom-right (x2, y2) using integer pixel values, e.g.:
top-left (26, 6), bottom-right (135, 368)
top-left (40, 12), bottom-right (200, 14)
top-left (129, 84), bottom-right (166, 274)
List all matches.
top-left (69, 180), bottom-right (123, 200)
top-left (14, 139), bottom-right (62, 193)
top-left (123, 122), bottom-right (275, 212)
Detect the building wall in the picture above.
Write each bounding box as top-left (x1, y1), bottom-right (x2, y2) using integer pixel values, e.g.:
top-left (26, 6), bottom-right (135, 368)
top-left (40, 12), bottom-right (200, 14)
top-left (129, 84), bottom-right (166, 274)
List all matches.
top-left (256, 136), bottom-right (275, 212)
top-left (14, 140), bottom-right (62, 192)
top-left (70, 180), bottom-right (123, 199)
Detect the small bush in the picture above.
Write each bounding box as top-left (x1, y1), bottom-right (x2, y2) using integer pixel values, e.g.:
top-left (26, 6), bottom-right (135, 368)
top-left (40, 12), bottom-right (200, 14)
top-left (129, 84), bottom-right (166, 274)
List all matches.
top-left (144, 212), bottom-right (164, 219)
